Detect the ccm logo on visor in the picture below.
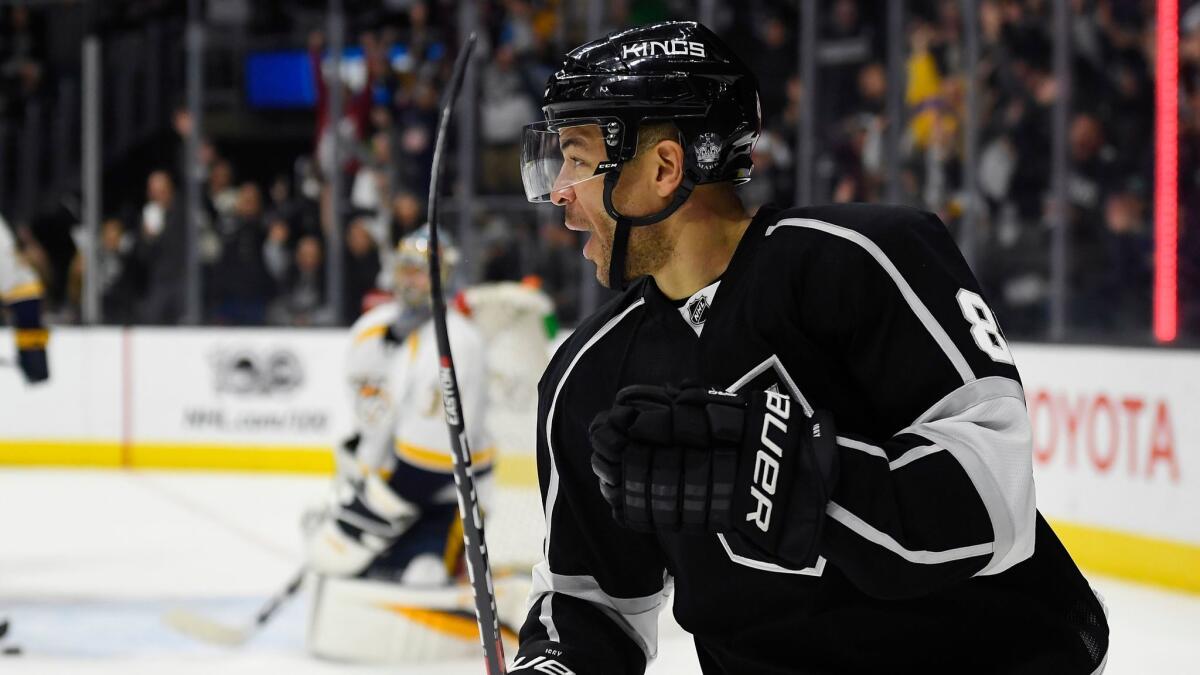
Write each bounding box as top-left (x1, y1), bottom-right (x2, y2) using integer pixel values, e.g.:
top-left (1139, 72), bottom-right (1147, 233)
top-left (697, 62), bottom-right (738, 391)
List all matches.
top-left (621, 39), bottom-right (705, 60)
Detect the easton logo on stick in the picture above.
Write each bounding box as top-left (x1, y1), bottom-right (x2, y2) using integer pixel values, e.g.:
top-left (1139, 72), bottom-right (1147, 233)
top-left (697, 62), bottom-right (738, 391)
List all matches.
top-left (438, 359), bottom-right (461, 426)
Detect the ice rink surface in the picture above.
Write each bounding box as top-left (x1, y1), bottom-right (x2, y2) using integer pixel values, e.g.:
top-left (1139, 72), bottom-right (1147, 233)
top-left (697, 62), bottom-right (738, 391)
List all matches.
top-left (1, 468), bottom-right (1198, 674)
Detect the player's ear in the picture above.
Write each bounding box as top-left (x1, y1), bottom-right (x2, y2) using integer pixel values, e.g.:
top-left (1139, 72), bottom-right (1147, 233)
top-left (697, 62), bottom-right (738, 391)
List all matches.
top-left (651, 140), bottom-right (685, 198)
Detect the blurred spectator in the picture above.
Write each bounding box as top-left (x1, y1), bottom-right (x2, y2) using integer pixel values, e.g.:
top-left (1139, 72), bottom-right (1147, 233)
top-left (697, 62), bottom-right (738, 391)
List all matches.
top-left (351, 132), bottom-right (392, 215)
top-left (499, 0), bottom-right (538, 56)
top-left (741, 130), bottom-right (793, 212)
top-left (268, 234), bottom-right (329, 326)
top-left (819, 0), bottom-right (878, 125)
top-left (1100, 182), bottom-right (1151, 331)
top-left (399, 1), bottom-right (440, 83)
top-left (481, 215), bottom-right (526, 282)
top-left (208, 159), bottom-right (238, 220)
top-left (310, 29), bottom-right (378, 179)
top-left (137, 170), bottom-right (186, 324)
top-left (748, 14), bottom-right (794, 122)
top-left (0, 5), bottom-right (46, 114)
top-left (96, 218), bottom-right (139, 324)
top-left (394, 81), bottom-right (438, 193)
top-left (479, 43), bottom-right (538, 194)
top-left (1066, 112), bottom-right (1119, 331)
top-left (210, 182), bottom-right (274, 325)
top-left (267, 173), bottom-right (299, 225)
top-left (388, 191), bottom-right (424, 243)
top-left (344, 215), bottom-right (382, 323)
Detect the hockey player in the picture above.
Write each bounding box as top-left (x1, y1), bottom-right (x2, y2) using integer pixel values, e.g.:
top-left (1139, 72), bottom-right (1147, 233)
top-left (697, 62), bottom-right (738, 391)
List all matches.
top-left (303, 226), bottom-right (521, 663)
top-left (0, 212), bottom-right (48, 384)
top-left (514, 21), bottom-right (1109, 674)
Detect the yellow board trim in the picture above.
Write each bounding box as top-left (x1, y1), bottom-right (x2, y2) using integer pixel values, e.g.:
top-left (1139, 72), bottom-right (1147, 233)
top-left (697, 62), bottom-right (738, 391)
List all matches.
top-left (130, 443), bottom-right (334, 474)
top-left (1047, 519), bottom-right (1200, 594)
top-left (495, 453), bottom-right (537, 489)
top-left (2, 440), bottom-right (1196, 594)
top-left (0, 440), bottom-right (123, 467)
top-left (0, 441), bottom-right (534, 486)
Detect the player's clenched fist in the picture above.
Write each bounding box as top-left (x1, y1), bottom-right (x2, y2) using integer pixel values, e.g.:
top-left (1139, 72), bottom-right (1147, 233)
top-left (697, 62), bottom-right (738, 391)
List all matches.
top-left (589, 383), bottom-right (839, 568)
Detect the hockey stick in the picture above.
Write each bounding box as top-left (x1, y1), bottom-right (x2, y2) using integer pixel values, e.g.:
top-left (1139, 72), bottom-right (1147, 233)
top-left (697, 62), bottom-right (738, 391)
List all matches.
top-left (426, 33), bottom-right (507, 675)
top-left (163, 567), bottom-right (305, 647)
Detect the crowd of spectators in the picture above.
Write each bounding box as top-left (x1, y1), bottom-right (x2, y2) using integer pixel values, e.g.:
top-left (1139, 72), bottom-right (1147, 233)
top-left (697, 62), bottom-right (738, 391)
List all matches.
top-left (0, 0), bottom-right (1195, 342)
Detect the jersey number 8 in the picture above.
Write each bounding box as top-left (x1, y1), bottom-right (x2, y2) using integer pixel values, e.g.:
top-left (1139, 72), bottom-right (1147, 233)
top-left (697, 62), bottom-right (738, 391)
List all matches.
top-left (955, 289), bottom-right (1014, 365)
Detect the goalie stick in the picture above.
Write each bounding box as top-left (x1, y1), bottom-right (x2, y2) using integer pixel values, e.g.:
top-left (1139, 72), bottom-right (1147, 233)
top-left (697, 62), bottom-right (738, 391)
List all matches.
top-left (163, 567), bottom-right (305, 647)
top-left (425, 32), bottom-right (507, 675)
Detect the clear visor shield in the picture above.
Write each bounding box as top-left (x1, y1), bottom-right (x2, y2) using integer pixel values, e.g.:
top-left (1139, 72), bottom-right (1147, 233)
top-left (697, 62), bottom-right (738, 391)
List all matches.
top-left (520, 118), bottom-right (624, 203)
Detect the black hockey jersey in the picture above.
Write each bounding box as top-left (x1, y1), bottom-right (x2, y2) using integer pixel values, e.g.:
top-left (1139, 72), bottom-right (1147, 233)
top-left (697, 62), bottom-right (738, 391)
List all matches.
top-left (516, 204), bottom-right (1109, 675)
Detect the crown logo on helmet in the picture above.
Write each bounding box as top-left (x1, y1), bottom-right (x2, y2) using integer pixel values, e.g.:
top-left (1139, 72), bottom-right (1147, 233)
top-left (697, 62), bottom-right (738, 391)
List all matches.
top-left (694, 133), bottom-right (722, 170)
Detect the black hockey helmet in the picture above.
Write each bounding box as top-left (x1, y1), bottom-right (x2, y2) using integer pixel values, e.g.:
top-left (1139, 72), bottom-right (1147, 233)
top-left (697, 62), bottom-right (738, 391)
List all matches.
top-left (520, 21), bottom-right (762, 287)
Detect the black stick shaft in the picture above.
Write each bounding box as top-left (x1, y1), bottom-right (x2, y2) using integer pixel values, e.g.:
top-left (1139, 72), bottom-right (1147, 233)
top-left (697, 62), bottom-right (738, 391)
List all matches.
top-left (425, 33), bottom-right (507, 675)
top-left (253, 568), bottom-right (305, 626)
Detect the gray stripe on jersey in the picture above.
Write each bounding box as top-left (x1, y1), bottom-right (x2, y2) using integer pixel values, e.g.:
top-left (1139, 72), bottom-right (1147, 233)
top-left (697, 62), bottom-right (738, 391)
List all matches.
top-left (900, 376), bottom-right (1036, 576)
top-left (530, 562), bottom-right (668, 660)
top-left (540, 298), bottom-right (646, 641)
top-left (839, 436), bottom-right (946, 470)
top-left (837, 436), bottom-right (889, 460)
top-left (887, 444), bottom-right (944, 470)
top-left (765, 218), bottom-right (976, 384)
top-left (826, 501), bottom-right (996, 564)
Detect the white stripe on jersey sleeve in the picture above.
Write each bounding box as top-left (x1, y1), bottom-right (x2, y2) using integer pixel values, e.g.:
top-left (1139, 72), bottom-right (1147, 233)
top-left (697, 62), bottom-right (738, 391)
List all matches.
top-left (836, 437), bottom-right (888, 461)
top-left (839, 437), bottom-right (947, 470)
top-left (765, 217), bottom-right (976, 384)
top-left (530, 562), bottom-right (669, 661)
top-left (901, 376), bottom-right (1037, 576)
top-left (826, 502), bottom-right (995, 564)
top-left (826, 376), bottom-right (1035, 573)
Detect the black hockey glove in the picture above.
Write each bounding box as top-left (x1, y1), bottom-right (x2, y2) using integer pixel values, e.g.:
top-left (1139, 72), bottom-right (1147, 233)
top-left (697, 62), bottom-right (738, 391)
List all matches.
top-left (589, 383), bottom-right (838, 568)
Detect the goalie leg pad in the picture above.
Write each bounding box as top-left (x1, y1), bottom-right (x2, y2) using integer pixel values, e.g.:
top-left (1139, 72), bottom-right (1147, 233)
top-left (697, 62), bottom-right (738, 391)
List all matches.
top-left (307, 574), bottom-right (529, 664)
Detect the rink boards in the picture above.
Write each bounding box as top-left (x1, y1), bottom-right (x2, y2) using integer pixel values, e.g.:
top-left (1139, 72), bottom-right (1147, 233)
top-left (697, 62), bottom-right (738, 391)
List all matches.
top-left (0, 327), bottom-right (1197, 592)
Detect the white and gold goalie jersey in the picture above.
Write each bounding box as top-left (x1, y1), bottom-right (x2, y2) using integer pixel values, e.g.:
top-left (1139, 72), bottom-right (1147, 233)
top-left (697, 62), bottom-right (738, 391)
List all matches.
top-left (345, 301), bottom-right (493, 506)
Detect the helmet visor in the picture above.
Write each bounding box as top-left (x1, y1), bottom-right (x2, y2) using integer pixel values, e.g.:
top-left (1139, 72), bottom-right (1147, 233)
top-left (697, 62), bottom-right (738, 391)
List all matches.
top-left (520, 118), bottom-right (624, 203)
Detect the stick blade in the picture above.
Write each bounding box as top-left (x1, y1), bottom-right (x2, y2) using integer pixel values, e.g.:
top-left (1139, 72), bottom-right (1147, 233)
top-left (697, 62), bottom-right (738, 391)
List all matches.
top-left (162, 608), bottom-right (251, 647)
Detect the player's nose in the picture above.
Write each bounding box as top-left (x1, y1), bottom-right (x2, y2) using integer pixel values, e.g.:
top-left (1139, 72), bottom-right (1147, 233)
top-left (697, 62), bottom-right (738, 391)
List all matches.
top-left (550, 182), bottom-right (575, 206)
top-left (550, 162), bottom-right (576, 206)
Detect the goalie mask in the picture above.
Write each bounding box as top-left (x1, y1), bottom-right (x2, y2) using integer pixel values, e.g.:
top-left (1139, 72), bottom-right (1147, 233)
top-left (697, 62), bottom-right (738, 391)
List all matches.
top-left (520, 21), bottom-right (761, 288)
top-left (393, 225), bottom-right (459, 309)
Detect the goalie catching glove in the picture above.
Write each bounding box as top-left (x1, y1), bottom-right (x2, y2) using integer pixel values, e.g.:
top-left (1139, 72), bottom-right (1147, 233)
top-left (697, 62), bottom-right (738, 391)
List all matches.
top-left (589, 383), bottom-right (838, 568)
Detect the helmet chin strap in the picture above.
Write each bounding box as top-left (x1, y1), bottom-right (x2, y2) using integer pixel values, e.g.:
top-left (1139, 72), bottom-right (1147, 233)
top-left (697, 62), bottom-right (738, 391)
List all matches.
top-left (601, 169), bottom-right (696, 290)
